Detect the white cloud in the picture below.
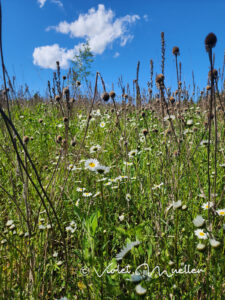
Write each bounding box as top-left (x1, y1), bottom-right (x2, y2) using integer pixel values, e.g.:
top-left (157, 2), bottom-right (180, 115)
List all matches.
top-left (114, 52), bottom-right (120, 58)
top-left (33, 44), bottom-right (75, 69)
top-left (34, 4), bottom-right (140, 69)
top-left (37, 0), bottom-right (63, 8)
top-left (38, 0), bottom-right (47, 7)
top-left (47, 4), bottom-right (140, 54)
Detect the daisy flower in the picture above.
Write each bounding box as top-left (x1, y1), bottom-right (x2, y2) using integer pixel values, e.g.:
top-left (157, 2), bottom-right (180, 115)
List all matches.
top-left (209, 239), bottom-right (220, 248)
top-left (67, 164), bottom-right (76, 171)
top-left (85, 159), bottom-right (99, 171)
top-left (194, 229), bottom-right (208, 239)
top-left (90, 144), bottom-right (101, 153)
top-left (128, 150), bottom-right (138, 158)
top-left (216, 209), bottom-right (225, 216)
top-left (96, 165), bottom-right (110, 175)
top-left (100, 122), bottom-right (106, 128)
top-left (76, 187), bottom-right (86, 192)
top-left (119, 214), bottom-right (125, 221)
top-left (173, 200), bottom-right (182, 210)
top-left (104, 182), bottom-right (112, 186)
top-left (6, 220), bottom-right (14, 227)
top-left (83, 192), bottom-right (92, 197)
top-left (202, 202), bottom-right (213, 210)
top-left (124, 162), bottom-right (133, 166)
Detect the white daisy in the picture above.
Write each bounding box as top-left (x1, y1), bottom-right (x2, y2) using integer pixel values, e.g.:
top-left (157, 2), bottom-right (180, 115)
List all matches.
top-left (216, 209), bottom-right (225, 216)
top-left (85, 159), bottom-right (99, 171)
top-left (76, 187), bottom-right (86, 192)
top-left (104, 182), bottom-right (112, 186)
top-left (100, 122), bottom-right (106, 128)
top-left (128, 150), bottom-right (138, 158)
top-left (90, 144), bottom-right (101, 153)
top-left (119, 214), bottom-right (125, 221)
top-left (124, 162), bottom-right (133, 166)
top-left (83, 192), bottom-right (92, 197)
top-left (135, 284), bottom-right (146, 295)
top-left (6, 220), bottom-right (14, 227)
top-left (194, 229), bottom-right (208, 239)
top-left (67, 164), bottom-right (76, 171)
top-left (96, 165), bottom-right (110, 174)
top-left (202, 202), bottom-right (213, 210)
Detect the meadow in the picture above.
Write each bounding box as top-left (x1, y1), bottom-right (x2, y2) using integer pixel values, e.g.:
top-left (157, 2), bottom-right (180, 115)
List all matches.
top-left (0, 33), bottom-right (224, 299)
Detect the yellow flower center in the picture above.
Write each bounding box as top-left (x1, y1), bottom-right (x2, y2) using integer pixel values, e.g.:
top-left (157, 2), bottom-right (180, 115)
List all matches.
top-left (89, 163), bottom-right (96, 168)
top-left (199, 232), bottom-right (205, 236)
top-left (219, 211), bottom-right (225, 215)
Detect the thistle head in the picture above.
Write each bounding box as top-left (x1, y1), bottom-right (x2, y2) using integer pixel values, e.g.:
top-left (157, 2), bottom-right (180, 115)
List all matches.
top-left (205, 32), bottom-right (217, 52)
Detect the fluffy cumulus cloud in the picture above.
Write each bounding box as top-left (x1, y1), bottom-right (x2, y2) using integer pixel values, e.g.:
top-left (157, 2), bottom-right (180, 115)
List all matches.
top-left (33, 4), bottom-right (140, 69)
top-left (33, 44), bottom-right (75, 69)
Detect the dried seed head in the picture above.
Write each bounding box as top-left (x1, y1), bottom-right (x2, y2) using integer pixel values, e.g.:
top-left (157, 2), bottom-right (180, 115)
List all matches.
top-left (56, 135), bottom-right (62, 143)
top-left (55, 95), bottom-right (60, 102)
top-left (142, 129), bottom-right (148, 136)
top-left (30, 136), bottom-right (34, 141)
top-left (63, 117), bottom-right (68, 123)
top-left (39, 118), bottom-right (43, 123)
top-left (23, 136), bottom-right (29, 144)
top-left (141, 111), bottom-right (146, 118)
top-left (101, 92), bottom-right (110, 102)
top-left (172, 46), bottom-right (180, 56)
top-left (63, 87), bottom-right (69, 95)
top-left (109, 91), bottom-right (116, 99)
top-left (76, 81), bottom-right (81, 86)
top-left (206, 85), bottom-right (211, 91)
top-left (123, 93), bottom-right (128, 99)
top-left (205, 32), bottom-right (217, 51)
top-left (63, 76), bottom-right (66, 80)
top-left (170, 96), bottom-right (175, 104)
top-left (71, 139), bottom-right (76, 147)
top-left (155, 74), bottom-right (164, 85)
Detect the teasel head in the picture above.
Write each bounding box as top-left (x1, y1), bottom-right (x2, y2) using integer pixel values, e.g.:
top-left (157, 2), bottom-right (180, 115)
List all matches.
top-left (205, 32), bottom-right (217, 52)
top-left (23, 136), bottom-right (29, 144)
top-left (142, 128), bottom-right (148, 136)
top-left (55, 95), bottom-right (61, 102)
top-left (172, 46), bottom-right (180, 56)
top-left (63, 87), bottom-right (69, 95)
top-left (101, 92), bottom-right (110, 102)
top-left (71, 139), bottom-right (76, 147)
top-left (109, 91), bottom-right (116, 99)
top-left (155, 74), bottom-right (164, 87)
top-left (170, 96), bottom-right (175, 104)
top-left (56, 135), bottom-right (62, 143)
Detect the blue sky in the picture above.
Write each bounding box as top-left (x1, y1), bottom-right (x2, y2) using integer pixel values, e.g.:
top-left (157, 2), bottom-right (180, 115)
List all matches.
top-left (2, 0), bottom-right (225, 98)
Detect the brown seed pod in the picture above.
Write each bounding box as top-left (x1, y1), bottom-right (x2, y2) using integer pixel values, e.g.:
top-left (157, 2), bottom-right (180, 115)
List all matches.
top-left (71, 139), bottom-right (76, 147)
top-left (170, 96), bottom-right (175, 104)
top-left (101, 92), bottom-right (110, 102)
top-left (56, 135), bottom-right (62, 143)
top-left (109, 91), bottom-right (116, 99)
top-left (63, 117), bottom-right (68, 123)
top-left (205, 32), bottom-right (217, 51)
top-left (23, 136), bottom-right (29, 144)
top-left (142, 129), bottom-right (148, 136)
top-left (63, 87), bottom-right (69, 95)
top-left (155, 74), bottom-right (164, 85)
top-left (206, 85), bottom-right (211, 91)
top-left (55, 95), bottom-right (61, 102)
top-left (172, 46), bottom-right (180, 56)
top-left (38, 118), bottom-right (43, 123)
top-left (76, 81), bottom-right (81, 86)
top-left (63, 76), bottom-right (66, 80)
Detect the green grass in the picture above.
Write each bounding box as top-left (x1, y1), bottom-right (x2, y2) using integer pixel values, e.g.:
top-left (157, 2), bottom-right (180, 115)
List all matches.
top-left (0, 100), bottom-right (224, 299)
